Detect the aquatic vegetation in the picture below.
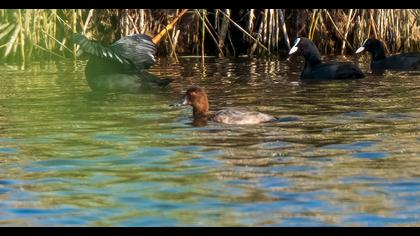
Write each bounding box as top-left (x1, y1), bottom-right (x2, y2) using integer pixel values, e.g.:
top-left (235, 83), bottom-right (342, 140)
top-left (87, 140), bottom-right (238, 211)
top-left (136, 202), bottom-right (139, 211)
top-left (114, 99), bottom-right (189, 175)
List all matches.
top-left (0, 9), bottom-right (419, 64)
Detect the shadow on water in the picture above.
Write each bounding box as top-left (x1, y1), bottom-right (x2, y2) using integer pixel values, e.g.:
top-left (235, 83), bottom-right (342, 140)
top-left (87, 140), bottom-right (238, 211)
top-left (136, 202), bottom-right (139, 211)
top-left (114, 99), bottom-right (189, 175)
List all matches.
top-left (0, 58), bottom-right (419, 226)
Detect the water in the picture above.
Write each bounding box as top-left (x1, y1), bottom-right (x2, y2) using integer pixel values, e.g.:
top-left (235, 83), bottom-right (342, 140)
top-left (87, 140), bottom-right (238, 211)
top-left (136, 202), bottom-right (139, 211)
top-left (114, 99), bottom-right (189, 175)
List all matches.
top-left (0, 57), bottom-right (419, 226)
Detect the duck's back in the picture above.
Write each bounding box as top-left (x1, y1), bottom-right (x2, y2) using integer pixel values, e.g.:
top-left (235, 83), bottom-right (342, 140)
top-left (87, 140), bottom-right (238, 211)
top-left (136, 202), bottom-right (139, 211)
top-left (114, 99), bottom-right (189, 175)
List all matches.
top-left (85, 56), bottom-right (134, 78)
top-left (74, 33), bottom-right (173, 91)
top-left (302, 62), bottom-right (364, 80)
top-left (74, 33), bottom-right (157, 75)
top-left (372, 53), bottom-right (420, 71)
top-left (85, 70), bottom-right (173, 92)
top-left (211, 108), bottom-right (276, 124)
top-left (109, 35), bottom-right (156, 70)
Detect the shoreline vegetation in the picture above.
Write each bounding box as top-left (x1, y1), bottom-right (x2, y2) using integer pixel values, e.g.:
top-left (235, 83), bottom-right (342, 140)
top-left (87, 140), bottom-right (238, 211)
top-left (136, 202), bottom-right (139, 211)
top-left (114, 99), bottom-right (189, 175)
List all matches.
top-left (0, 9), bottom-right (419, 64)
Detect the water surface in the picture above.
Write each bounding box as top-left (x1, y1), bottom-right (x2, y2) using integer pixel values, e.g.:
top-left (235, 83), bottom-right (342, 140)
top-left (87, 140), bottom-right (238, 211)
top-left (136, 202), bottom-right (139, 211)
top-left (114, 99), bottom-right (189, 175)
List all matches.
top-left (0, 57), bottom-right (419, 226)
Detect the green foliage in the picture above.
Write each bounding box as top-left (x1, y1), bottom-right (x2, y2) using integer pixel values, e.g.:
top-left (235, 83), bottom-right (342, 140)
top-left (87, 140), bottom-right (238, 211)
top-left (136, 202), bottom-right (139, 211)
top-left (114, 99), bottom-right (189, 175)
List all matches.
top-left (0, 9), bottom-right (419, 64)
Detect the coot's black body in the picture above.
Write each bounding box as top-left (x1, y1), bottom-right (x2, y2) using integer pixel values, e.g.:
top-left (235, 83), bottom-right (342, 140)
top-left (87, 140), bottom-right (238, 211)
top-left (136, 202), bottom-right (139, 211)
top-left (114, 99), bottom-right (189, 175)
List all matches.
top-left (289, 37), bottom-right (364, 80)
top-left (73, 33), bottom-right (173, 92)
top-left (356, 39), bottom-right (420, 73)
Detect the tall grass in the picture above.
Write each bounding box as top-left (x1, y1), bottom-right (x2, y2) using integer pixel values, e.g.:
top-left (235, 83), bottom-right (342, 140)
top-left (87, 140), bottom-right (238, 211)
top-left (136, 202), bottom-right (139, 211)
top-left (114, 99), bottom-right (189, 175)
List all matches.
top-left (289, 9), bottom-right (420, 55)
top-left (0, 9), bottom-right (88, 63)
top-left (1, 9), bottom-right (419, 64)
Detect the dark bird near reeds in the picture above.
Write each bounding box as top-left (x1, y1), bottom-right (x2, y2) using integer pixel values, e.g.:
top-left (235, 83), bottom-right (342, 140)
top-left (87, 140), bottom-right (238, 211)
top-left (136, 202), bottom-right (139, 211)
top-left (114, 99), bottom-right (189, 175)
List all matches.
top-left (288, 37), bottom-right (365, 80)
top-left (356, 39), bottom-right (420, 73)
top-left (73, 33), bottom-right (173, 92)
top-left (72, 9), bottom-right (189, 92)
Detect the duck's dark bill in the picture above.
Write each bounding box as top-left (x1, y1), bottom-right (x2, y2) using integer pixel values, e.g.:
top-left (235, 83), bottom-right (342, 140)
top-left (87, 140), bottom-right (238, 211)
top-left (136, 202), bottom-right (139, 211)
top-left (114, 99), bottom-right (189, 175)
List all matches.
top-left (171, 95), bottom-right (188, 107)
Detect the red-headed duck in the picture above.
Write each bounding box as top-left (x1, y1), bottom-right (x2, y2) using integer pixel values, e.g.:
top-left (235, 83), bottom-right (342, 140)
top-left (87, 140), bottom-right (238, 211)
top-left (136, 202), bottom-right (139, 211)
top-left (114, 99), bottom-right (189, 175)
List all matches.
top-left (174, 86), bottom-right (277, 125)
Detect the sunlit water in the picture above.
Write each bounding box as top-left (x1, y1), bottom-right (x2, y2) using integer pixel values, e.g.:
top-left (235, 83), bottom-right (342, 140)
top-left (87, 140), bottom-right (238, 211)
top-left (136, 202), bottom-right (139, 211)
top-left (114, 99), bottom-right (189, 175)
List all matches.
top-left (0, 56), bottom-right (419, 226)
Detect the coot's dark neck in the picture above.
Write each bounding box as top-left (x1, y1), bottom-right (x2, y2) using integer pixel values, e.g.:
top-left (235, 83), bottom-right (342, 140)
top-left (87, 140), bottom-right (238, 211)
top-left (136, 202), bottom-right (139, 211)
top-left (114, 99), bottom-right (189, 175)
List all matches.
top-left (370, 47), bottom-right (386, 61)
top-left (303, 53), bottom-right (322, 68)
top-left (303, 44), bottom-right (323, 67)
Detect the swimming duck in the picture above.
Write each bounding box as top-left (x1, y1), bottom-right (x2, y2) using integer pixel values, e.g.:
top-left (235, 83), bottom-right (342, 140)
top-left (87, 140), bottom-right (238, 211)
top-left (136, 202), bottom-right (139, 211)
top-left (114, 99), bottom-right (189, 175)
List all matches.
top-left (174, 86), bottom-right (277, 125)
top-left (73, 33), bottom-right (173, 92)
top-left (356, 38), bottom-right (420, 73)
top-left (288, 37), bottom-right (365, 80)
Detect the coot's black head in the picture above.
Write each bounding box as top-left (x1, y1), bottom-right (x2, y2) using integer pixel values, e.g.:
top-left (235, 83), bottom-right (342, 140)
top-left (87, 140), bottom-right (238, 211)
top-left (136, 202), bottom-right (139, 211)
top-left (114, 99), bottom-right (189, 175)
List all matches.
top-left (288, 37), bottom-right (322, 65)
top-left (355, 39), bottom-right (386, 60)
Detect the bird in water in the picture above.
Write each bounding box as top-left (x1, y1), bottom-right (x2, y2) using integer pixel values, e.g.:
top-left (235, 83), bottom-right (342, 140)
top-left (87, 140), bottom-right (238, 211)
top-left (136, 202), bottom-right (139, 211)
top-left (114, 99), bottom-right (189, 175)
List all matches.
top-left (73, 9), bottom-right (189, 92)
top-left (73, 33), bottom-right (173, 92)
top-left (356, 38), bottom-right (420, 73)
top-left (288, 37), bottom-right (365, 80)
top-left (173, 86), bottom-right (279, 126)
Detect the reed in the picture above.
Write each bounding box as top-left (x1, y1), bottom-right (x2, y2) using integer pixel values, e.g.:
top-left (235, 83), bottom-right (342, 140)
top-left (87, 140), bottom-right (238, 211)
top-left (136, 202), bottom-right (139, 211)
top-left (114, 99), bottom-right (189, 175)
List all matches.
top-left (0, 9), bottom-right (419, 64)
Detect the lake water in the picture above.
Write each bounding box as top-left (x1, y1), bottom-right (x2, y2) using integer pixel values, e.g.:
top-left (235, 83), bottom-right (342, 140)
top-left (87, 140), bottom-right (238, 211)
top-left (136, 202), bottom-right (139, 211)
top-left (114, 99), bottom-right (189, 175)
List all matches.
top-left (0, 56), bottom-right (419, 226)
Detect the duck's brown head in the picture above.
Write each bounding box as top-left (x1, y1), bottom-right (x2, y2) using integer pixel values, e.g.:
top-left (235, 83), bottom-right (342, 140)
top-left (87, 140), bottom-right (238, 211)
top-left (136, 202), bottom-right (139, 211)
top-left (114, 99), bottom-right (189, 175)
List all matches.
top-left (176, 86), bottom-right (209, 117)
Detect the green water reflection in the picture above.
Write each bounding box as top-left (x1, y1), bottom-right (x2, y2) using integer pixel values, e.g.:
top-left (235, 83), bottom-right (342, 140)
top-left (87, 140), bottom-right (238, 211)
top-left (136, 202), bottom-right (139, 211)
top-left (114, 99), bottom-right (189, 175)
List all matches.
top-left (0, 58), bottom-right (419, 226)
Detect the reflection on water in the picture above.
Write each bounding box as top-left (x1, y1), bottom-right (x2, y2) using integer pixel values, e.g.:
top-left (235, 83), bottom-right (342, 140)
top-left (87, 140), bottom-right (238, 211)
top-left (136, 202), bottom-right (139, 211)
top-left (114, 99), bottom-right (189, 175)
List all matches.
top-left (0, 57), bottom-right (419, 226)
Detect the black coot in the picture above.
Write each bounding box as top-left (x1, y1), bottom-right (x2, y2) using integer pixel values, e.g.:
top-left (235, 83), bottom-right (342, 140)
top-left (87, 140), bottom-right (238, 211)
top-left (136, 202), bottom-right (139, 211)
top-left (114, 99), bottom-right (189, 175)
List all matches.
top-left (288, 37), bottom-right (364, 80)
top-left (73, 33), bottom-right (173, 92)
top-left (356, 39), bottom-right (420, 73)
